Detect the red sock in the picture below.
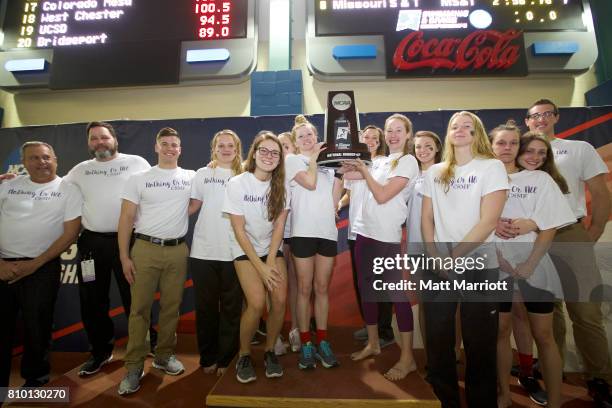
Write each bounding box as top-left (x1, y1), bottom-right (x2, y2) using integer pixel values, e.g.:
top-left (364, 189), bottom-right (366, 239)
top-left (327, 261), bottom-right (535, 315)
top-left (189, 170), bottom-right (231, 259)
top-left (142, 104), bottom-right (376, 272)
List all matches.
top-left (300, 331), bottom-right (311, 344)
top-left (316, 329), bottom-right (327, 344)
top-left (518, 352), bottom-right (534, 377)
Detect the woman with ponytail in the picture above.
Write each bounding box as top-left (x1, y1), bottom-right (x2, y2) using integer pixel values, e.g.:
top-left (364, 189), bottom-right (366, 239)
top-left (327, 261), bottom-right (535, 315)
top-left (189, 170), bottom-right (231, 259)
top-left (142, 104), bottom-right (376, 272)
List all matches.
top-left (285, 115), bottom-right (343, 370)
top-left (345, 114), bottom-right (419, 381)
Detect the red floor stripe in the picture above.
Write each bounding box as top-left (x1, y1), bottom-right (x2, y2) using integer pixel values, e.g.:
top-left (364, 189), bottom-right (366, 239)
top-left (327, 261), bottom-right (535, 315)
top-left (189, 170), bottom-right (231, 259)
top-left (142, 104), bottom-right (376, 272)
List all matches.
top-left (555, 112), bottom-right (612, 140)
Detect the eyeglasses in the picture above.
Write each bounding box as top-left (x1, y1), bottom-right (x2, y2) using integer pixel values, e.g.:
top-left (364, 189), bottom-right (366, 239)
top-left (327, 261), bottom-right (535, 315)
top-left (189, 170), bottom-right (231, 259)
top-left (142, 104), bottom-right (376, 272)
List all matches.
top-left (527, 111), bottom-right (556, 120)
top-left (257, 147), bottom-right (281, 159)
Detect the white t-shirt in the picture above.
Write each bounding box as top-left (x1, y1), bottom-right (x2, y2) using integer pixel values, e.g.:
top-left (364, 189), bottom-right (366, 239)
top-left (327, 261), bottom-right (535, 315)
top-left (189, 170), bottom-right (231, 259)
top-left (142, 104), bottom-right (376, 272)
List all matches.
top-left (406, 170), bottom-right (426, 254)
top-left (422, 158), bottom-right (509, 267)
top-left (190, 167), bottom-right (234, 261)
top-left (353, 153), bottom-right (419, 243)
top-left (0, 176), bottom-right (82, 258)
top-left (495, 170), bottom-right (576, 296)
top-left (551, 138), bottom-right (609, 219)
top-left (222, 172), bottom-right (286, 258)
top-left (121, 166), bottom-right (195, 239)
top-left (64, 153), bottom-right (150, 233)
top-left (285, 153), bottom-right (338, 241)
top-left (345, 156), bottom-right (387, 241)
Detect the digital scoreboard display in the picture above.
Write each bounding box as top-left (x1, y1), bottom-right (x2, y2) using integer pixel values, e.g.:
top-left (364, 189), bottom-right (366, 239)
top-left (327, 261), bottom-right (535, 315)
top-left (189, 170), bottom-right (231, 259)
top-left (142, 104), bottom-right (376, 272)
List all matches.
top-left (315, 0), bottom-right (586, 36)
top-left (1, 0), bottom-right (249, 50)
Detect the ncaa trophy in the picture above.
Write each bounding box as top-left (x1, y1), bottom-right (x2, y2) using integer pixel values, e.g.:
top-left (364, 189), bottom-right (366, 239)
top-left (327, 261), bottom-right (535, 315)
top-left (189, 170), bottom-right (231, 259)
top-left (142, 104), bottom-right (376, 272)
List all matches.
top-left (317, 91), bottom-right (371, 167)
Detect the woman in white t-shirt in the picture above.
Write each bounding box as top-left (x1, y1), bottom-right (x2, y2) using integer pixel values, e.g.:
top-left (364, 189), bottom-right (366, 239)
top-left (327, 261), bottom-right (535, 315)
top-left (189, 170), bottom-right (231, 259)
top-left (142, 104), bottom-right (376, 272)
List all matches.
top-left (223, 132), bottom-right (289, 384)
top-left (278, 131), bottom-right (301, 353)
top-left (492, 126), bottom-right (574, 408)
top-left (340, 125), bottom-right (393, 344)
top-left (285, 115), bottom-right (343, 370)
top-left (421, 111), bottom-right (509, 407)
top-left (189, 130), bottom-right (243, 377)
top-left (346, 114), bottom-right (419, 381)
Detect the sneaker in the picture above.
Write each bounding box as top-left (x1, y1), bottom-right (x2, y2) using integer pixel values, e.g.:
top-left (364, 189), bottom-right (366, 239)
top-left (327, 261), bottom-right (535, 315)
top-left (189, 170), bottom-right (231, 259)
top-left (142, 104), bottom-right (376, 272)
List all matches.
top-left (298, 342), bottom-right (316, 369)
top-left (257, 319), bottom-right (267, 336)
top-left (152, 355), bottom-right (185, 376)
top-left (274, 335), bottom-right (288, 356)
top-left (518, 375), bottom-right (548, 406)
top-left (264, 350), bottom-right (283, 378)
top-left (22, 376), bottom-right (49, 388)
top-left (353, 327), bottom-right (368, 341)
top-left (316, 340), bottom-right (339, 368)
top-left (236, 355), bottom-right (256, 383)
top-left (78, 353), bottom-right (113, 376)
top-left (289, 328), bottom-right (301, 352)
top-left (118, 368), bottom-right (144, 396)
top-left (587, 378), bottom-right (612, 408)
top-left (250, 333), bottom-right (261, 345)
top-left (511, 358), bottom-right (542, 380)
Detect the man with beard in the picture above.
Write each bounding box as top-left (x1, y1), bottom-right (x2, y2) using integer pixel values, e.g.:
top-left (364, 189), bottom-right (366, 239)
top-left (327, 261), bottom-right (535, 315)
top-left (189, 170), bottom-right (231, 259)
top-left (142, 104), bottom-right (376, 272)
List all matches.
top-left (1, 142), bottom-right (81, 390)
top-left (64, 122), bottom-right (154, 377)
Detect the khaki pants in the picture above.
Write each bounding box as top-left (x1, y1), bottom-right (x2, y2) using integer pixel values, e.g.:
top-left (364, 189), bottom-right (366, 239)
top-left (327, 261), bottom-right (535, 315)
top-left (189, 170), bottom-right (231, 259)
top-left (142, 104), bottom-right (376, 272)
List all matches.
top-left (551, 222), bottom-right (612, 381)
top-left (124, 239), bottom-right (188, 370)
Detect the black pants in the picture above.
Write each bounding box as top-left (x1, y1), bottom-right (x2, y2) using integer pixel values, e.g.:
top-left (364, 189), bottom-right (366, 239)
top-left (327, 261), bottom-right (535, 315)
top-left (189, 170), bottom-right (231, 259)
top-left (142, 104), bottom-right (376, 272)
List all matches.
top-left (190, 258), bottom-right (243, 368)
top-left (348, 239), bottom-right (393, 340)
top-left (421, 270), bottom-right (499, 408)
top-left (0, 258), bottom-right (61, 388)
top-left (77, 230), bottom-right (156, 358)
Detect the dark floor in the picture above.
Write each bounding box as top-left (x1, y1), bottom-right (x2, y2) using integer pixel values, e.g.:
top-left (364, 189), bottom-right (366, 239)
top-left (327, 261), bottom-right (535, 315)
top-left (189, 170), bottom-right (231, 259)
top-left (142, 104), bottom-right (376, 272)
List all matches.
top-left (5, 328), bottom-right (598, 408)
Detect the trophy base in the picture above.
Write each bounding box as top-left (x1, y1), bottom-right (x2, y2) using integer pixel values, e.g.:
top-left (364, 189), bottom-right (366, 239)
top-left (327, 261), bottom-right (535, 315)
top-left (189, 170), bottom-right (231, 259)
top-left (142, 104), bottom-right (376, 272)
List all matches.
top-left (317, 151), bottom-right (371, 168)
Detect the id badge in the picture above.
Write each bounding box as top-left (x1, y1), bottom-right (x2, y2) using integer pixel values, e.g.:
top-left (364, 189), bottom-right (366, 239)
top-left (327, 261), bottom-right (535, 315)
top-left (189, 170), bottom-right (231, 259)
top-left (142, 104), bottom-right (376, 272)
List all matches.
top-left (81, 259), bottom-right (96, 282)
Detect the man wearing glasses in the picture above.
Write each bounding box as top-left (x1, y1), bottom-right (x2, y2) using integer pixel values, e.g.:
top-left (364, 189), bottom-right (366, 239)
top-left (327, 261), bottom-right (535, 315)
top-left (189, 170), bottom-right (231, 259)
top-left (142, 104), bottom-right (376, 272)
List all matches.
top-left (116, 127), bottom-right (196, 395)
top-left (525, 99), bottom-right (611, 407)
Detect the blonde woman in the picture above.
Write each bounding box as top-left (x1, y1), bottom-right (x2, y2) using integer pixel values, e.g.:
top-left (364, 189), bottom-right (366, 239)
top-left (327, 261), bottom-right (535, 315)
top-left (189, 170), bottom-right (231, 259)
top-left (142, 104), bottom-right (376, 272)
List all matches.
top-left (189, 130), bottom-right (243, 377)
top-left (345, 114), bottom-right (419, 380)
top-left (421, 111), bottom-right (508, 407)
top-left (286, 115), bottom-right (343, 369)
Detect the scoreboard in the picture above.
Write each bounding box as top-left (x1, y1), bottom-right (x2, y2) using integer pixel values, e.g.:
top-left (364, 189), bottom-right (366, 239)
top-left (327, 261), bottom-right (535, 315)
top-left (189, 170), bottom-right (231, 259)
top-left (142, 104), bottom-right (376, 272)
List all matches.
top-left (307, 0), bottom-right (597, 78)
top-left (0, 0), bottom-right (256, 89)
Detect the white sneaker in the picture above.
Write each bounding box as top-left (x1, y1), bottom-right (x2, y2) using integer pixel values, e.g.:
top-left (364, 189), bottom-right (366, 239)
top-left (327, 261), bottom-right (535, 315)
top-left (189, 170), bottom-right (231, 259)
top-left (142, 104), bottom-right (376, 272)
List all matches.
top-left (288, 328), bottom-right (301, 353)
top-left (274, 335), bottom-right (288, 356)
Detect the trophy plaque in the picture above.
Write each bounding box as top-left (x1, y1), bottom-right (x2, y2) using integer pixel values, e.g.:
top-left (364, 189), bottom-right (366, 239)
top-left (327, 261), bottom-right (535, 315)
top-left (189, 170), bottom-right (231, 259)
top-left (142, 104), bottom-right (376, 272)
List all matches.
top-left (317, 91), bottom-right (371, 167)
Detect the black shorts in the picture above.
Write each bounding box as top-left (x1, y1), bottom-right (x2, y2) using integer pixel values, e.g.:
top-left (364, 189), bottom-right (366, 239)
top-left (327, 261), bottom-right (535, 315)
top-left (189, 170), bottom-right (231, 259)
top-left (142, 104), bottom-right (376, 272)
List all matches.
top-left (290, 237), bottom-right (337, 258)
top-left (234, 250), bottom-right (284, 262)
top-left (499, 279), bottom-right (555, 314)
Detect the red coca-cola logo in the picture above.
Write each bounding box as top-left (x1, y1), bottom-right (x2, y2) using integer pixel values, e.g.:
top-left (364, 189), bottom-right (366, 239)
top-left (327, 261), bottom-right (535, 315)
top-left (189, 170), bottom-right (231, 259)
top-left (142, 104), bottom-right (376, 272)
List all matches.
top-left (392, 29), bottom-right (522, 71)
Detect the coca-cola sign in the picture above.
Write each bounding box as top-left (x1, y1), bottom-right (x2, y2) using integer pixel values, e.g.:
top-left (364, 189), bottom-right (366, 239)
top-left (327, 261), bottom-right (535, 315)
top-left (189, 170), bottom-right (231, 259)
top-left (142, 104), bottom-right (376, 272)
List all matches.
top-left (384, 29), bottom-right (527, 77)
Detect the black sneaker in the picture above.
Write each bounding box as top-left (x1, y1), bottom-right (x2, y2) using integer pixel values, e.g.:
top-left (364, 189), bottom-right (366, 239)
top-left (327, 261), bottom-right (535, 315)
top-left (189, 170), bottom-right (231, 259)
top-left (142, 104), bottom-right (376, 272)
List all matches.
top-left (22, 377), bottom-right (49, 388)
top-left (587, 378), bottom-right (612, 408)
top-left (264, 351), bottom-right (283, 378)
top-left (511, 359), bottom-right (542, 379)
top-left (236, 355), bottom-right (256, 384)
top-left (518, 375), bottom-right (548, 406)
top-left (256, 319), bottom-right (267, 336)
top-left (78, 353), bottom-right (113, 376)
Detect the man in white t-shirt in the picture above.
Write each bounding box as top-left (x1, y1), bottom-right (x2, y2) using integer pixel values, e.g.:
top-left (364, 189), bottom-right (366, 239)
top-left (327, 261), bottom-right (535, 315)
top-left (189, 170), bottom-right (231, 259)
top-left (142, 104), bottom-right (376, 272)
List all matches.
top-left (63, 122), bottom-right (155, 378)
top-left (0, 142), bottom-right (81, 391)
top-left (526, 99), bottom-right (612, 406)
top-left (117, 127), bottom-right (196, 396)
